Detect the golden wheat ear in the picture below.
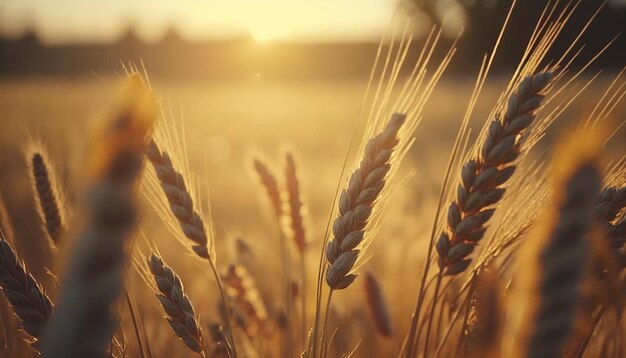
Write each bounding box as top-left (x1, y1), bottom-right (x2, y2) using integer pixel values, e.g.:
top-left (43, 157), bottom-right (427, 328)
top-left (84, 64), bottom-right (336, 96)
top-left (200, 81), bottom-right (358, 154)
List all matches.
top-left (436, 72), bottom-right (554, 277)
top-left (222, 264), bottom-right (268, 336)
top-left (146, 140), bottom-right (210, 259)
top-left (0, 233), bottom-right (53, 351)
top-left (40, 75), bottom-right (156, 358)
top-left (511, 127), bottom-right (604, 358)
top-left (326, 112), bottom-right (406, 290)
top-left (364, 272), bottom-right (394, 338)
top-left (29, 151), bottom-right (66, 247)
top-left (147, 254), bottom-right (205, 354)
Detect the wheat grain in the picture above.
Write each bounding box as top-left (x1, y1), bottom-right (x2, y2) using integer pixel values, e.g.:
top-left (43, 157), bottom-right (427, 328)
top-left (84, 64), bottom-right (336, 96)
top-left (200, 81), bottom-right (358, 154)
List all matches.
top-left (148, 254), bottom-right (203, 353)
top-left (436, 72), bottom-right (554, 276)
top-left (325, 113), bottom-right (406, 290)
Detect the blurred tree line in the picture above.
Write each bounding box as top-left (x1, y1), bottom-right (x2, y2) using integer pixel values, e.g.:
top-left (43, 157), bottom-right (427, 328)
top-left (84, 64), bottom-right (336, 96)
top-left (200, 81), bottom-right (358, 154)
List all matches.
top-left (400, 0), bottom-right (626, 72)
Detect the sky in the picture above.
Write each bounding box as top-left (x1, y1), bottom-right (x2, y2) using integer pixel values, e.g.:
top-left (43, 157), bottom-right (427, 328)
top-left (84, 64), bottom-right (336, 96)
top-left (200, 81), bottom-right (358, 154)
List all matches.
top-left (0, 0), bottom-right (398, 44)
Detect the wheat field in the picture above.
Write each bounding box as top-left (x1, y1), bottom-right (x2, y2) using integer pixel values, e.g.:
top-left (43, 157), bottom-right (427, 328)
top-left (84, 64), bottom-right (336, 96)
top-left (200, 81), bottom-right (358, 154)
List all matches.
top-left (1, 3), bottom-right (626, 358)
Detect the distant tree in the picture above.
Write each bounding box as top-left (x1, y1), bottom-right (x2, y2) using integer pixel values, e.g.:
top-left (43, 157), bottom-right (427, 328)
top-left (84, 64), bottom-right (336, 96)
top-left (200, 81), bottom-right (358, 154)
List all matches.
top-left (400, 0), bottom-right (626, 71)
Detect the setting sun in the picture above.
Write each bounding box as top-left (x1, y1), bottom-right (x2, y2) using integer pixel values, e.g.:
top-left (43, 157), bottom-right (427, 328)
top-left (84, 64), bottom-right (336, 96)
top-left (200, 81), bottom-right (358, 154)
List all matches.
top-left (249, 24), bottom-right (291, 43)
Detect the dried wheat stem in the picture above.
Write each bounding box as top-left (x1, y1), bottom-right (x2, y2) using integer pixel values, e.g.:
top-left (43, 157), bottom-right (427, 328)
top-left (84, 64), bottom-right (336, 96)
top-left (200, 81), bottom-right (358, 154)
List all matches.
top-left (148, 254), bottom-right (204, 354)
top-left (146, 140), bottom-right (209, 259)
top-left (436, 72), bottom-right (554, 276)
top-left (285, 152), bottom-right (308, 348)
top-left (0, 234), bottom-right (53, 347)
top-left (41, 75), bottom-right (155, 358)
top-left (252, 157), bottom-right (293, 356)
top-left (30, 152), bottom-right (65, 244)
top-left (325, 113), bottom-right (406, 290)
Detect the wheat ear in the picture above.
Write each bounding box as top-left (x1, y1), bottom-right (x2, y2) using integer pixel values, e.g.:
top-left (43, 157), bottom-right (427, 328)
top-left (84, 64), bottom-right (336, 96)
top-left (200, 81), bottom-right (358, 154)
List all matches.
top-left (436, 72), bottom-right (554, 276)
top-left (325, 113), bottom-right (406, 290)
top-left (364, 272), bottom-right (393, 337)
top-left (285, 153), bottom-right (307, 253)
top-left (148, 254), bottom-right (204, 354)
top-left (146, 140), bottom-right (209, 259)
top-left (30, 152), bottom-right (65, 245)
top-left (253, 159), bottom-right (282, 219)
top-left (146, 138), bottom-right (238, 356)
top-left (40, 75), bottom-right (155, 358)
top-left (595, 186), bottom-right (626, 270)
top-left (223, 264), bottom-right (268, 334)
top-left (0, 234), bottom-right (53, 346)
top-left (513, 128), bottom-right (603, 358)
top-left (595, 186), bottom-right (626, 222)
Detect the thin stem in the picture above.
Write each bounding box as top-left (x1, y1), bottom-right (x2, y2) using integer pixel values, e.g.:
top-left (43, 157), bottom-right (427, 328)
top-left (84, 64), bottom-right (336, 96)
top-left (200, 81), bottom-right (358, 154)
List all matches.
top-left (404, 264), bottom-right (431, 357)
top-left (422, 273), bottom-right (443, 357)
top-left (574, 305), bottom-right (606, 358)
top-left (125, 290), bottom-right (147, 358)
top-left (300, 254), bottom-right (307, 352)
top-left (433, 288), bottom-right (472, 358)
top-left (454, 281), bottom-right (475, 357)
top-left (320, 289), bottom-right (334, 358)
top-left (280, 226), bottom-right (294, 358)
top-left (207, 257), bottom-right (238, 358)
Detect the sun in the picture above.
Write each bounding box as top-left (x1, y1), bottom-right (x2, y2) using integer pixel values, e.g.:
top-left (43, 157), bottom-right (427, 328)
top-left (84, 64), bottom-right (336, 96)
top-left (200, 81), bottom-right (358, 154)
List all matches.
top-left (248, 24), bottom-right (291, 44)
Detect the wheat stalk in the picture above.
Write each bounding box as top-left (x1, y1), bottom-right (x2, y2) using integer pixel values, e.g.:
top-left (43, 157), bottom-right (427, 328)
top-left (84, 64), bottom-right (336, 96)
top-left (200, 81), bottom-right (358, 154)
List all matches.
top-left (252, 156), bottom-right (295, 356)
top-left (40, 74), bottom-right (155, 358)
top-left (148, 254), bottom-right (204, 354)
top-left (0, 233), bottom-right (53, 347)
top-left (325, 113), bottom-right (406, 290)
top-left (208, 323), bottom-right (231, 358)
